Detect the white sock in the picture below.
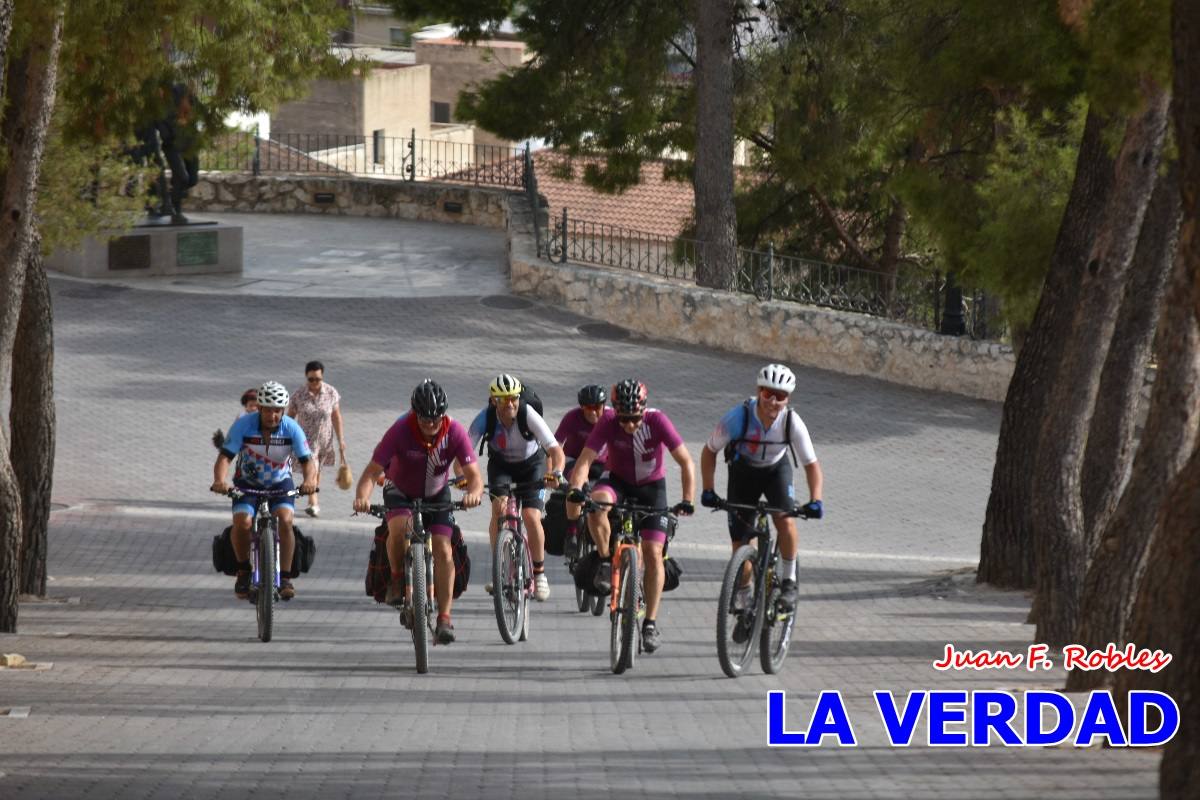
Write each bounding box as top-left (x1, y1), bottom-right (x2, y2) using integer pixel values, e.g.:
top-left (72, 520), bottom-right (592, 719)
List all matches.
top-left (779, 557), bottom-right (797, 582)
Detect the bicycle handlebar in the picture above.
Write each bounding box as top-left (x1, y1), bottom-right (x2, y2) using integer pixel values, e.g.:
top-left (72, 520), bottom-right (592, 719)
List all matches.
top-left (716, 500), bottom-right (804, 517)
top-left (215, 486), bottom-right (316, 500)
top-left (360, 499), bottom-right (467, 519)
top-left (484, 480), bottom-right (557, 495)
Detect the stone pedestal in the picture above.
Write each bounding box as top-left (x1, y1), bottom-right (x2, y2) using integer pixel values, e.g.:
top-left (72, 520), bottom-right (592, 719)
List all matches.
top-left (46, 219), bottom-right (243, 278)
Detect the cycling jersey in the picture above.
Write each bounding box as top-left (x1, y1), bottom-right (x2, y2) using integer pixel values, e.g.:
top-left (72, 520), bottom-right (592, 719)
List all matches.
top-left (706, 399), bottom-right (817, 467)
top-left (371, 413), bottom-right (477, 499)
top-left (468, 405), bottom-right (557, 462)
top-left (222, 413), bottom-right (311, 487)
top-left (555, 406), bottom-right (611, 463)
top-left (584, 408), bottom-right (682, 486)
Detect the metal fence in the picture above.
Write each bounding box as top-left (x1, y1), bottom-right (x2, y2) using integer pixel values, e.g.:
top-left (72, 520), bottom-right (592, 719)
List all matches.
top-left (200, 130), bottom-right (527, 187)
top-left (545, 210), bottom-right (703, 281)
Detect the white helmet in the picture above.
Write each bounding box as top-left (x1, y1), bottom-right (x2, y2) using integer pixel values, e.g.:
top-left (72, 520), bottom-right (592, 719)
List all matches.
top-left (756, 363), bottom-right (796, 394)
top-left (256, 380), bottom-right (290, 408)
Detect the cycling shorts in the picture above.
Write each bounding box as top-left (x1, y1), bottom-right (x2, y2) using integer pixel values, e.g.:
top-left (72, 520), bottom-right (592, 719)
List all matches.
top-left (487, 452), bottom-right (547, 511)
top-left (383, 484), bottom-right (454, 536)
top-left (726, 459), bottom-right (795, 542)
top-left (592, 475), bottom-right (671, 545)
top-left (231, 477), bottom-right (296, 518)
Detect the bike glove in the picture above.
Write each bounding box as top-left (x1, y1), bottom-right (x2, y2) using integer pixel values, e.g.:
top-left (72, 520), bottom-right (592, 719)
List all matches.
top-left (566, 487), bottom-right (588, 504)
top-left (673, 501), bottom-right (695, 516)
top-left (801, 500), bottom-right (823, 519)
top-left (700, 489), bottom-right (723, 509)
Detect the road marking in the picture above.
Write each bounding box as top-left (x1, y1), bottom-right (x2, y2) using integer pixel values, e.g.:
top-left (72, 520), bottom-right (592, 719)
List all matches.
top-left (2, 707), bottom-right (31, 718)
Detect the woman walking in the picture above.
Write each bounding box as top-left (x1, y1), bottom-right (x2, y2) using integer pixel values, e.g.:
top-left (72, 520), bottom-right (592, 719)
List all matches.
top-left (288, 360), bottom-right (347, 516)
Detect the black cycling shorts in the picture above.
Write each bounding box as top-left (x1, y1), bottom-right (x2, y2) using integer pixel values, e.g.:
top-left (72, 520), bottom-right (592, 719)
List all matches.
top-left (726, 458), bottom-right (795, 542)
top-left (383, 484), bottom-right (454, 534)
top-left (593, 474), bottom-right (671, 541)
top-left (487, 452), bottom-right (547, 511)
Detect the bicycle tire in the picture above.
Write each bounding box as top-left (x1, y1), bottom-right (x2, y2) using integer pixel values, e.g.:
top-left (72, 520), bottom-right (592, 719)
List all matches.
top-left (716, 544), bottom-right (760, 678)
top-left (410, 541), bottom-right (430, 674)
top-left (591, 591), bottom-right (605, 616)
top-left (611, 548), bottom-right (639, 674)
top-left (256, 519), bottom-right (276, 643)
top-left (492, 527), bottom-right (523, 644)
top-left (574, 534), bottom-right (595, 612)
top-left (760, 572), bottom-right (797, 674)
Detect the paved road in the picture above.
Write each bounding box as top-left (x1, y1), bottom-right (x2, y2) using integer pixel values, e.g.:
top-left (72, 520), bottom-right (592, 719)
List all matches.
top-left (0, 214), bottom-right (1159, 799)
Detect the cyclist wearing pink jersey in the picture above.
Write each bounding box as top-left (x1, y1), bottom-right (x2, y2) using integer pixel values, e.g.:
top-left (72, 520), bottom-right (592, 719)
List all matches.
top-left (353, 380), bottom-right (483, 644)
top-left (554, 383), bottom-right (612, 556)
top-left (566, 378), bottom-right (695, 653)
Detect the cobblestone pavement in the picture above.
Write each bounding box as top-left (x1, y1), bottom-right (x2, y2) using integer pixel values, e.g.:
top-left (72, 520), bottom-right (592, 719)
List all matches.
top-left (0, 215), bottom-right (1159, 798)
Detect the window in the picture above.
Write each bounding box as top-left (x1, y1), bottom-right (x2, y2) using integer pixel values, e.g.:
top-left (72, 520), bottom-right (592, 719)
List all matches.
top-left (431, 102), bottom-right (451, 124)
top-left (373, 129), bottom-right (385, 165)
top-left (389, 27), bottom-right (409, 46)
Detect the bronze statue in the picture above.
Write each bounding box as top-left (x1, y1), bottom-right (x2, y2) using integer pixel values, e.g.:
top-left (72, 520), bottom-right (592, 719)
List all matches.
top-left (129, 83), bottom-right (200, 224)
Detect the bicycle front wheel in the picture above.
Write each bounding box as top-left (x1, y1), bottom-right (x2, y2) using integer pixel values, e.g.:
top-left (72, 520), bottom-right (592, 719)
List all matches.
top-left (760, 572), bottom-right (797, 675)
top-left (492, 527), bottom-right (524, 644)
top-left (410, 541), bottom-right (430, 674)
top-left (256, 521), bottom-right (276, 643)
top-left (610, 548), bottom-right (639, 674)
top-left (716, 545), bottom-right (759, 678)
top-left (574, 534), bottom-right (595, 613)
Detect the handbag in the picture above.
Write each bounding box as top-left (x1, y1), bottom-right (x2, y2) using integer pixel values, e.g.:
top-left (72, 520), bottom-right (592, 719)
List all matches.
top-left (336, 462), bottom-right (353, 491)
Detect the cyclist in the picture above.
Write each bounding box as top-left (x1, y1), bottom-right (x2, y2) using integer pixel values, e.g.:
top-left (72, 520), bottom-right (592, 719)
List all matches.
top-left (554, 384), bottom-right (612, 556)
top-left (699, 363), bottom-right (823, 616)
top-left (468, 374), bottom-right (565, 602)
top-left (211, 381), bottom-right (316, 601)
top-left (565, 378), bottom-right (695, 653)
top-left (353, 380), bottom-right (483, 645)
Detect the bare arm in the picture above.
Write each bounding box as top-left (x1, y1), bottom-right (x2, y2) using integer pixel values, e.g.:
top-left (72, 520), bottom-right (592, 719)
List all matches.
top-left (354, 460), bottom-right (386, 512)
top-left (804, 460), bottom-right (823, 503)
top-left (332, 405), bottom-right (346, 456)
top-left (459, 461), bottom-right (484, 508)
top-left (211, 453), bottom-right (233, 492)
top-left (700, 445), bottom-right (719, 492)
top-left (670, 444), bottom-right (695, 504)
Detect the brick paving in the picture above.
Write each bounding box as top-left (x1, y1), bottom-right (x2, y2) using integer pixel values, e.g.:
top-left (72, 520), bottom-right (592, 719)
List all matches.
top-left (0, 214), bottom-right (1159, 798)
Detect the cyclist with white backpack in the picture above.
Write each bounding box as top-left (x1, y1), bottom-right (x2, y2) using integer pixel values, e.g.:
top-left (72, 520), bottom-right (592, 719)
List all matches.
top-left (468, 374), bottom-right (566, 601)
top-left (699, 364), bottom-right (824, 613)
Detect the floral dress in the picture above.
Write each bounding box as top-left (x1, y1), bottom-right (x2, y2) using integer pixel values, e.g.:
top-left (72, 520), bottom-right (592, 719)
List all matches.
top-left (288, 382), bottom-right (341, 466)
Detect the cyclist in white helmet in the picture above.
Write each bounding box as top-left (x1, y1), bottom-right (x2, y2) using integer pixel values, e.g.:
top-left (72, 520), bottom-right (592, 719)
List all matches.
top-left (212, 380), bottom-right (317, 601)
top-left (699, 364), bottom-right (823, 613)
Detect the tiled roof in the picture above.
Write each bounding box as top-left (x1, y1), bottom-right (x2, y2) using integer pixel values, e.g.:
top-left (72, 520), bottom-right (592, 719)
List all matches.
top-left (531, 151), bottom-right (695, 239)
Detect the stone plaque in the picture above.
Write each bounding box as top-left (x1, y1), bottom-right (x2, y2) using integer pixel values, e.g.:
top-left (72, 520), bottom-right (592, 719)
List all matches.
top-left (108, 235), bottom-right (151, 270)
top-left (177, 231), bottom-right (219, 267)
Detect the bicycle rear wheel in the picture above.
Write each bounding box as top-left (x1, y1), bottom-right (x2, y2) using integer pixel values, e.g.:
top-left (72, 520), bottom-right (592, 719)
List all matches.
top-left (760, 572), bottom-right (797, 674)
top-left (574, 533), bottom-right (595, 612)
top-left (256, 520), bottom-right (276, 643)
top-left (716, 545), bottom-right (759, 678)
top-left (590, 592), bottom-right (605, 616)
top-left (410, 541), bottom-right (430, 674)
top-left (610, 548), bottom-right (639, 674)
top-left (492, 527), bottom-right (524, 644)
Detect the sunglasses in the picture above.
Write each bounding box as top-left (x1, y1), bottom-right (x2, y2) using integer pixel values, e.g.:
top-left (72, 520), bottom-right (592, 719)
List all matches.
top-left (417, 414), bottom-right (444, 424)
top-left (759, 388), bottom-right (790, 402)
top-left (306, 376), bottom-right (322, 383)
top-left (617, 414), bottom-right (643, 425)
top-left (582, 404), bottom-right (605, 413)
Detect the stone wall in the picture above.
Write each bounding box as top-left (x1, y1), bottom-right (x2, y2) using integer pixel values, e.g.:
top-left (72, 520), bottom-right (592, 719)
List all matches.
top-left (504, 194), bottom-right (1014, 402)
top-left (189, 174), bottom-right (509, 229)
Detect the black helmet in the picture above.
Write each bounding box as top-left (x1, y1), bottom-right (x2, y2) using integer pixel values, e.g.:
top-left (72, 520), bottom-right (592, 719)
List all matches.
top-left (411, 379), bottom-right (448, 418)
top-left (612, 378), bottom-right (647, 415)
top-left (577, 384), bottom-right (607, 406)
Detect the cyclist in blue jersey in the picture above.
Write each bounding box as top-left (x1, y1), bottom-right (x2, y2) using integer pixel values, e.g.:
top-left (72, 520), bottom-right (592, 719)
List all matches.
top-left (700, 364), bottom-right (823, 613)
top-left (211, 381), bottom-right (317, 600)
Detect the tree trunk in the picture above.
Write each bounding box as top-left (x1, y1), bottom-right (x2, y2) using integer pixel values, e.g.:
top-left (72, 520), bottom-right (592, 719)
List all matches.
top-left (693, 0), bottom-right (737, 290)
top-left (13, 232), bottom-right (55, 597)
top-left (1152, 2), bottom-right (1200, 794)
top-left (0, 1), bottom-right (12, 104)
top-left (1067, 190), bottom-right (1199, 692)
top-left (1079, 163), bottom-right (1180, 542)
top-left (0, 3), bottom-right (64, 633)
top-left (1031, 83), bottom-right (1169, 647)
top-left (977, 109), bottom-right (1118, 589)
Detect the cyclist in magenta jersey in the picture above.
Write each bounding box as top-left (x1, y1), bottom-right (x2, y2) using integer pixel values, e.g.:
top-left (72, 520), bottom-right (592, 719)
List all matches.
top-left (468, 374), bottom-right (565, 602)
top-left (353, 380), bottom-right (483, 644)
top-left (554, 384), bottom-right (613, 556)
top-left (211, 381), bottom-right (317, 600)
top-left (565, 378), bottom-right (695, 653)
top-left (700, 363), bottom-right (823, 613)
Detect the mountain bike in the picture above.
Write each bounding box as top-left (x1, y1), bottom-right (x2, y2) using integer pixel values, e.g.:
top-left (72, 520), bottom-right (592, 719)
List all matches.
top-left (585, 498), bottom-right (680, 674)
top-left (487, 480), bottom-right (547, 644)
top-left (364, 498), bottom-right (465, 674)
top-left (563, 505), bottom-right (605, 616)
top-left (218, 486), bottom-right (312, 643)
top-left (714, 500), bottom-right (804, 677)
